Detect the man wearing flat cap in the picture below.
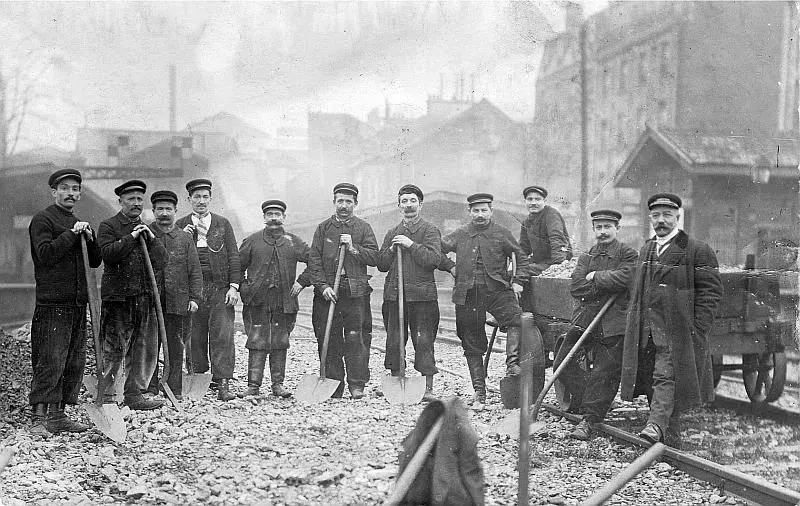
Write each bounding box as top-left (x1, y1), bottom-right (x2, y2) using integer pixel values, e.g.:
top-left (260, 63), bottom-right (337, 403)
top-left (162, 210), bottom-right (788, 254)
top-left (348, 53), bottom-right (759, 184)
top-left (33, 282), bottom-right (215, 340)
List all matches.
top-left (175, 178), bottom-right (241, 401)
top-left (97, 180), bottom-right (168, 410)
top-left (308, 182), bottom-right (379, 399)
top-left (441, 193), bottom-right (530, 410)
top-left (376, 184), bottom-right (443, 401)
top-left (556, 209), bottom-right (638, 440)
top-left (145, 190), bottom-right (202, 401)
top-left (238, 200), bottom-right (312, 398)
top-left (621, 193), bottom-right (722, 447)
top-left (27, 168), bottom-right (102, 436)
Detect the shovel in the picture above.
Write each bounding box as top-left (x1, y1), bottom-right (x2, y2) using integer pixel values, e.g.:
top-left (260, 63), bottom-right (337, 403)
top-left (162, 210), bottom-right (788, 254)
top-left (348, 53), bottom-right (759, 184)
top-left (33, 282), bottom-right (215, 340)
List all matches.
top-left (139, 235), bottom-right (183, 413)
top-left (383, 415), bottom-right (444, 506)
top-left (495, 295), bottom-right (618, 437)
top-left (80, 234), bottom-right (127, 444)
top-left (182, 313), bottom-right (212, 399)
top-left (296, 244), bottom-right (346, 403)
top-left (382, 246), bottom-right (426, 405)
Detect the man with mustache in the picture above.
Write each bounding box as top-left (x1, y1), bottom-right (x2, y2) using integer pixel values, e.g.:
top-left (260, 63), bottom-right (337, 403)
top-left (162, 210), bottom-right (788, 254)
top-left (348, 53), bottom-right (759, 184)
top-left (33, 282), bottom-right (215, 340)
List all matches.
top-left (377, 184), bottom-right (443, 402)
top-left (97, 180), bottom-right (167, 410)
top-left (555, 210), bottom-right (637, 440)
top-left (145, 190), bottom-right (202, 401)
top-left (175, 179), bottom-right (241, 401)
top-left (621, 193), bottom-right (722, 447)
top-left (28, 168), bottom-right (102, 436)
top-left (308, 183), bottom-right (379, 399)
top-left (238, 200), bottom-right (312, 398)
top-left (441, 193), bottom-right (529, 410)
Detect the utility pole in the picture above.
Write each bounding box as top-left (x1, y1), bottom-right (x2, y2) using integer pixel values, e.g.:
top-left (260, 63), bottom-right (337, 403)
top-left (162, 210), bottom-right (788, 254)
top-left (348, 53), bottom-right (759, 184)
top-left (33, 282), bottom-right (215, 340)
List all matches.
top-left (577, 20), bottom-right (589, 249)
top-left (0, 57), bottom-right (6, 169)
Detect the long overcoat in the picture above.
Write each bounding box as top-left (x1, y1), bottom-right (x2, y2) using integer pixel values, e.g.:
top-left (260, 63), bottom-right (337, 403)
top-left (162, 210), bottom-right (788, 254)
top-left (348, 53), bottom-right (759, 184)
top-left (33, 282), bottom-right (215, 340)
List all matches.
top-left (620, 230), bottom-right (723, 408)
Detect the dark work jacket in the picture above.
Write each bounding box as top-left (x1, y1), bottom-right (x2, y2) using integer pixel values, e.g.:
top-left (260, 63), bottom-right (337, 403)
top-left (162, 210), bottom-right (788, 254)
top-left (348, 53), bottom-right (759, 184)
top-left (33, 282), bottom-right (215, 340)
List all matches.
top-left (309, 215), bottom-right (379, 297)
top-left (151, 224), bottom-right (203, 316)
top-left (569, 239), bottom-right (638, 337)
top-left (398, 397), bottom-right (484, 506)
top-left (99, 212), bottom-right (167, 301)
top-left (621, 230), bottom-right (723, 407)
top-left (175, 213), bottom-right (241, 289)
top-left (520, 205), bottom-right (572, 275)
top-left (442, 221), bottom-right (529, 305)
top-left (238, 228), bottom-right (312, 314)
top-left (377, 218), bottom-right (442, 302)
top-left (29, 204), bottom-right (102, 306)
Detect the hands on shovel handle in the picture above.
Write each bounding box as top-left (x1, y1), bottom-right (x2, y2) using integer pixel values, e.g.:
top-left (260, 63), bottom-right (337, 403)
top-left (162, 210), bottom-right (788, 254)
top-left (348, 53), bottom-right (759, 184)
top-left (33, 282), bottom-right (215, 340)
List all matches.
top-left (139, 235), bottom-right (183, 412)
top-left (396, 245), bottom-right (406, 375)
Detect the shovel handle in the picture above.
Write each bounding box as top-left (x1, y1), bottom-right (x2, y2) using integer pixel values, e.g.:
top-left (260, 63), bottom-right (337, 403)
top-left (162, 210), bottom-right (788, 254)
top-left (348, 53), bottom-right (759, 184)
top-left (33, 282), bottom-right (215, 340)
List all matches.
top-left (320, 244), bottom-right (347, 378)
top-left (139, 235), bottom-right (182, 411)
top-left (80, 235), bottom-right (106, 403)
top-left (518, 313), bottom-right (535, 506)
top-left (483, 325), bottom-right (498, 373)
top-left (530, 294), bottom-right (618, 421)
top-left (384, 415), bottom-right (444, 506)
top-left (396, 246), bottom-right (406, 375)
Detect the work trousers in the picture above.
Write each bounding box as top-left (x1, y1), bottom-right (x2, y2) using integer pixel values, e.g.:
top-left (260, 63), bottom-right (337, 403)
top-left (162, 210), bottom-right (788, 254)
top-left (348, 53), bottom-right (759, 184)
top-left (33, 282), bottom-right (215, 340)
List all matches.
top-left (29, 305), bottom-right (87, 405)
top-left (190, 283), bottom-right (235, 380)
top-left (311, 289), bottom-right (370, 389)
top-left (100, 295), bottom-right (159, 402)
top-left (643, 330), bottom-right (681, 432)
top-left (554, 326), bottom-right (623, 422)
top-left (382, 299), bottom-right (439, 376)
top-left (148, 314), bottom-right (188, 397)
top-left (242, 305), bottom-right (296, 350)
top-left (455, 284), bottom-right (521, 357)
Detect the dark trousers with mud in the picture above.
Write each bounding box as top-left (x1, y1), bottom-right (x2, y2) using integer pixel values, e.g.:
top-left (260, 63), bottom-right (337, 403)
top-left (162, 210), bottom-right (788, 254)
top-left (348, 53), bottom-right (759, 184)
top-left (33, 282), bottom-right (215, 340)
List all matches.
top-left (554, 326), bottom-right (623, 421)
top-left (148, 314), bottom-right (187, 397)
top-left (455, 285), bottom-right (521, 358)
top-left (637, 330), bottom-right (682, 435)
top-left (381, 299), bottom-right (438, 376)
top-left (100, 295), bottom-right (159, 403)
top-left (190, 283), bottom-right (235, 381)
top-left (29, 305), bottom-right (87, 406)
top-left (242, 305), bottom-right (295, 390)
top-left (311, 289), bottom-right (369, 390)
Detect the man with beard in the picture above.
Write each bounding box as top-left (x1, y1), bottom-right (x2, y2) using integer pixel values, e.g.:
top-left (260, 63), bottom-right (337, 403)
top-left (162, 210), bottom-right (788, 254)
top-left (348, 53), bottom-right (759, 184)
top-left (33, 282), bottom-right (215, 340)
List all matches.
top-left (238, 200), bottom-right (312, 398)
top-left (555, 210), bottom-right (637, 440)
top-left (98, 180), bottom-right (167, 410)
top-left (175, 179), bottom-right (241, 401)
top-left (28, 168), bottom-right (101, 436)
top-left (377, 184), bottom-right (442, 402)
top-left (308, 183), bottom-right (379, 399)
top-left (146, 190), bottom-right (202, 401)
top-left (441, 193), bottom-right (529, 410)
top-left (621, 193), bottom-right (722, 447)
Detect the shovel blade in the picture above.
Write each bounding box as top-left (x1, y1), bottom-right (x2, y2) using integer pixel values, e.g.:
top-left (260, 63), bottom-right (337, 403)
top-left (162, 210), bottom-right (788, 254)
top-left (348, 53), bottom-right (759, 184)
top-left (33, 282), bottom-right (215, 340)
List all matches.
top-left (382, 375), bottom-right (426, 405)
top-left (182, 372), bottom-right (212, 400)
top-left (82, 373), bottom-right (125, 402)
top-left (493, 409), bottom-right (547, 438)
top-left (295, 374), bottom-right (341, 404)
top-left (86, 403), bottom-right (127, 444)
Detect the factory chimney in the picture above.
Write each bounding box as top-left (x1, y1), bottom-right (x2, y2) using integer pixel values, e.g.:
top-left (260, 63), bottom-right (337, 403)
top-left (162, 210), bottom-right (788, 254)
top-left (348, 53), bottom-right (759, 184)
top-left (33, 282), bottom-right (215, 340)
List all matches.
top-left (169, 65), bottom-right (177, 132)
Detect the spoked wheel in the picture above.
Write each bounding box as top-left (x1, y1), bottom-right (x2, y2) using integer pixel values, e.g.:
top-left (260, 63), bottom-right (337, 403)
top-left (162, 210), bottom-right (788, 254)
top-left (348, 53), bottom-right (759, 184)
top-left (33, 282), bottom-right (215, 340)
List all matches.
top-left (742, 352), bottom-right (787, 403)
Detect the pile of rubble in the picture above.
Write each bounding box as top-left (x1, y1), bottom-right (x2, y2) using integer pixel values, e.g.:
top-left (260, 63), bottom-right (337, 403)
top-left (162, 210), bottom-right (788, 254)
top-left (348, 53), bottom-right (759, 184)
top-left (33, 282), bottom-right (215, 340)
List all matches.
top-left (539, 259), bottom-right (578, 279)
top-left (0, 325), bottom-right (32, 428)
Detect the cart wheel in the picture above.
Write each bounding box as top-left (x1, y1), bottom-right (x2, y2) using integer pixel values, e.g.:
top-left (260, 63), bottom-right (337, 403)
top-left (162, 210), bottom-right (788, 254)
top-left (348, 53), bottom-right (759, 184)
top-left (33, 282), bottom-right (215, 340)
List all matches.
top-left (742, 352), bottom-right (787, 403)
top-left (711, 354), bottom-right (723, 388)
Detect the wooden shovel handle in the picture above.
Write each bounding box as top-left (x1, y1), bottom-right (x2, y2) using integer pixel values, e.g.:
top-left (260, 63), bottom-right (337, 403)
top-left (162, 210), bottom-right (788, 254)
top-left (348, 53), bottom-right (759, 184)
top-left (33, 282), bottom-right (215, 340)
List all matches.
top-left (320, 244), bottom-right (347, 378)
top-left (80, 235), bottom-right (105, 402)
top-left (396, 246), bottom-right (406, 375)
top-left (384, 415), bottom-right (444, 506)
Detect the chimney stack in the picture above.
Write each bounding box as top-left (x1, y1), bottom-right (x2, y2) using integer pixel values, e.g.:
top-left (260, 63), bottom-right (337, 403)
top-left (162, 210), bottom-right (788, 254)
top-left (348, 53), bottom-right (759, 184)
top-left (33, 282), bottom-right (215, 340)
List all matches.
top-left (169, 65), bottom-right (177, 132)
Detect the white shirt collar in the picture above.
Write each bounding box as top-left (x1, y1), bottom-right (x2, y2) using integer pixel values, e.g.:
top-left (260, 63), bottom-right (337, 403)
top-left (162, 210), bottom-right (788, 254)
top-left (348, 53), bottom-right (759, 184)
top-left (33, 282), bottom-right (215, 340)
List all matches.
top-left (655, 227), bottom-right (680, 247)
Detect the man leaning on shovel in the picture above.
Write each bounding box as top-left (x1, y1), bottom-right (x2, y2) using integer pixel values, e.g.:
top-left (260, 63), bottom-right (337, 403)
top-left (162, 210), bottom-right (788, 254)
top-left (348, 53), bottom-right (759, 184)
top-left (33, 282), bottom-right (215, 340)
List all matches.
top-left (376, 184), bottom-right (442, 402)
top-left (146, 190), bottom-right (203, 402)
top-left (97, 180), bottom-right (168, 411)
top-left (238, 199), bottom-right (313, 398)
top-left (27, 168), bottom-right (102, 437)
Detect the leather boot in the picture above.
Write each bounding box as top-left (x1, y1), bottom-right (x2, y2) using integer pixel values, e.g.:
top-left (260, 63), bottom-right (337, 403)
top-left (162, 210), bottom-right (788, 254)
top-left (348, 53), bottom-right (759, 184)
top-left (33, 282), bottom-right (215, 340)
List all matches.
top-left (505, 326), bottom-right (521, 376)
top-left (269, 350), bottom-right (292, 398)
top-left (46, 402), bottom-right (90, 434)
top-left (30, 403), bottom-right (51, 438)
top-left (421, 375), bottom-right (436, 402)
top-left (217, 378), bottom-right (236, 401)
top-left (466, 356), bottom-right (486, 411)
top-left (238, 350), bottom-right (267, 397)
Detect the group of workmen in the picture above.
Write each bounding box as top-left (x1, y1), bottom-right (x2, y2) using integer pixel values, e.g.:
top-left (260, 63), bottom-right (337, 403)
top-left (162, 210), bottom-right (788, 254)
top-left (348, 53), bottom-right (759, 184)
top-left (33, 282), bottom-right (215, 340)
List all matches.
top-left (28, 167), bottom-right (722, 448)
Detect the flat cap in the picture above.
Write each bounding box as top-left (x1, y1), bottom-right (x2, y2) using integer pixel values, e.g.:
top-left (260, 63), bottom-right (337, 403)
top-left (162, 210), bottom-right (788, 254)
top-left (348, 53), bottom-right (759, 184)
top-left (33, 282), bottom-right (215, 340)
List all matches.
top-left (647, 193), bottom-right (682, 210)
top-left (333, 182), bottom-right (359, 197)
top-left (590, 209), bottom-right (622, 223)
top-left (261, 199), bottom-right (287, 213)
top-left (523, 185), bottom-right (548, 198)
top-left (398, 184), bottom-right (424, 202)
top-left (150, 190), bottom-right (178, 205)
top-left (48, 168), bottom-right (82, 188)
top-left (114, 180), bottom-right (146, 196)
top-left (467, 193), bottom-right (494, 206)
top-left (186, 178), bottom-right (212, 194)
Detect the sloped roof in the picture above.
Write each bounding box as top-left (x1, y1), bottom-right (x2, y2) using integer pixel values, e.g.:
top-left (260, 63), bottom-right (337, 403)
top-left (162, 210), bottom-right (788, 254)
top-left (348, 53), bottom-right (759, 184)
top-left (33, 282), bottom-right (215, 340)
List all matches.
top-left (121, 138), bottom-right (210, 171)
top-left (189, 112), bottom-right (269, 139)
top-left (6, 146), bottom-right (85, 167)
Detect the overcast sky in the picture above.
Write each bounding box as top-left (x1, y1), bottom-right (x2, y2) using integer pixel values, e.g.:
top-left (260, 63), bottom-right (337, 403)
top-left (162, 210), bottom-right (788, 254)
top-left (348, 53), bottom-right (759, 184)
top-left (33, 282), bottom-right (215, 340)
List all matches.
top-left (0, 1), bottom-right (607, 152)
